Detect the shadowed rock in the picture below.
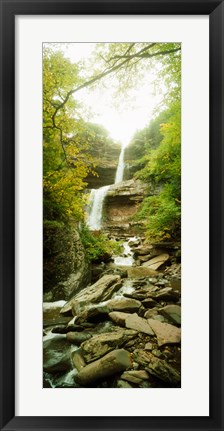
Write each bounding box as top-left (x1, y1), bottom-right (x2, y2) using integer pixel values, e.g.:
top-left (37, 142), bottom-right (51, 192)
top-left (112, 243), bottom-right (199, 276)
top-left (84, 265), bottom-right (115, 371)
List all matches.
top-left (60, 275), bottom-right (122, 316)
top-left (160, 304), bottom-right (181, 325)
top-left (76, 349), bottom-right (132, 385)
top-left (71, 349), bottom-right (86, 372)
top-left (80, 328), bottom-right (137, 363)
top-left (120, 370), bottom-right (149, 384)
top-left (43, 336), bottom-right (72, 373)
top-left (107, 297), bottom-right (141, 313)
top-left (75, 305), bottom-right (112, 324)
top-left (133, 349), bottom-right (180, 385)
top-left (66, 332), bottom-right (92, 345)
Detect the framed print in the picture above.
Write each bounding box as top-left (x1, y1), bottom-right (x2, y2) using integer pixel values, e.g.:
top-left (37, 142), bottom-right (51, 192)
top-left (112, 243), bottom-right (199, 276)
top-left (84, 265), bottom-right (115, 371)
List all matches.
top-left (0, 1), bottom-right (223, 430)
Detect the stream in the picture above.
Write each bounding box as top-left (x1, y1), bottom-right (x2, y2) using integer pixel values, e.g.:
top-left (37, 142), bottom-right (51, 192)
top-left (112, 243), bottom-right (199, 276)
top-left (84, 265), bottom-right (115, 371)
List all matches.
top-left (43, 145), bottom-right (181, 389)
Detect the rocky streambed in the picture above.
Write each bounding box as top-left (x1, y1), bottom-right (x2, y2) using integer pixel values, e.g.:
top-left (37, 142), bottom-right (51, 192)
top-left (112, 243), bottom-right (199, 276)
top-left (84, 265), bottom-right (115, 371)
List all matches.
top-left (43, 240), bottom-right (181, 388)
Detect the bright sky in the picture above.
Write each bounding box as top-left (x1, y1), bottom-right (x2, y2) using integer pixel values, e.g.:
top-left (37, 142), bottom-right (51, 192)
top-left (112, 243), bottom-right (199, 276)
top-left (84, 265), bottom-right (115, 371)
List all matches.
top-left (54, 43), bottom-right (163, 147)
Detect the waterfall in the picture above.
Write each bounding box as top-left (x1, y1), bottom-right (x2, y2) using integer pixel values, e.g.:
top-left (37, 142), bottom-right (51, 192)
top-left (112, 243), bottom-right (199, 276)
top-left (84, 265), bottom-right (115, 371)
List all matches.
top-left (87, 146), bottom-right (125, 230)
top-left (115, 146), bottom-right (125, 184)
top-left (87, 185), bottom-right (110, 230)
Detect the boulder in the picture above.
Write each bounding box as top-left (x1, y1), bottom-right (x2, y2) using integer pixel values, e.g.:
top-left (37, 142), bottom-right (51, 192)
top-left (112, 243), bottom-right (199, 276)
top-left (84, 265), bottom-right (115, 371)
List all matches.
top-left (80, 329), bottom-right (137, 363)
top-left (142, 253), bottom-right (170, 270)
top-left (147, 319), bottom-right (181, 346)
top-left (76, 349), bottom-right (132, 385)
top-left (133, 349), bottom-right (181, 385)
top-left (141, 298), bottom-right (158, 308)
top-left (123, 291), bottom-right (148, 301)
top-left (127, 267), bottom-right (158, 278)
top-left (107, 298), bottom-right (141, 313)
top-left (66, 332), bottom-right (92, 345)
top-left (51, 325), bottom-right (70, 334)
top-left (75, 305), bottom-right (112, 324)
top-left (125, 313), bottom-right (154, 336)
top-left (148, 287), bottom-right (180, 302)
top-left (144, 308), bottom-right (160, 320)
top-left (109, 311), bottom-right (132, 327)
top-left (60, 275), bottom-right (122, 316)
top-left (71, 349), bottom-right (86, 372)
top-left (160, 304), bottom-right (181, 325)
top-left (120, 370), bottom-right (149, 384)
top-left (43, 301), bottom-right (71, 326)
top-left (133, 245), bottom-right (153, 256)
top-left (43, 336), bottom-right (72, 373)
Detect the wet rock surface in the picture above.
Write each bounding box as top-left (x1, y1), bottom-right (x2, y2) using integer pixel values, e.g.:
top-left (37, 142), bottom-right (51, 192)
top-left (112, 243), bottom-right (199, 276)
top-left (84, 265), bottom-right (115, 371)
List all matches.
top-left (43, 244), bottom-right (181, 388)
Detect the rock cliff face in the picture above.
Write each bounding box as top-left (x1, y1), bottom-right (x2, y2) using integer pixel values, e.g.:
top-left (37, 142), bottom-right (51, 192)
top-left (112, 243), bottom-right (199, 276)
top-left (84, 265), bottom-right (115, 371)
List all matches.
top-left (86, 144), bottom-right (121, 188)
top-left (85, 162), bottom-right (117, 188)
top-left (102, 179), bottom-right (148, 235)
top-left (43, 223), bottom-right (90, 301)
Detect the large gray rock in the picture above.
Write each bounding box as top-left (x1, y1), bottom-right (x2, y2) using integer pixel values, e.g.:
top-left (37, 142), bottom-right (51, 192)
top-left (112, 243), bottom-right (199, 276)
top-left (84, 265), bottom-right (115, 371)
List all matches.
top-left (107, 298), bottom-right (141, 313)
top-left (60, 275), bottom-right (122, 316)
top-left (75, 305), bottom-right (112, 324)
top-left (133, 349), bottom-right (180, 385)
top-left (66, 332), bottom-right (92, 345)
top-left (43, 225), bottom-right (90, 300)
top-left (142, 253), bottom-right (170, 270)
top-left (125, 313), bottom-right (154, 336)
top-left (43, 301), bottom-right (71, 326)
top-left (80, 329), bottom-right (137, 363)
top-left (76, 349), bottom-right (132, 385)
top-left (43, 336), bottom-right (72, 373)
top-left (147, 319), bottom-right (181, 346)
top-left (160, 305), bottom-right (181, 325)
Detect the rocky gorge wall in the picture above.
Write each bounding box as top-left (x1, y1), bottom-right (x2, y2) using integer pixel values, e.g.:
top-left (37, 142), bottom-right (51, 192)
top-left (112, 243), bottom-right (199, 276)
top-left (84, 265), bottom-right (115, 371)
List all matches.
top-left (43, 223), bottom-right (90, 301)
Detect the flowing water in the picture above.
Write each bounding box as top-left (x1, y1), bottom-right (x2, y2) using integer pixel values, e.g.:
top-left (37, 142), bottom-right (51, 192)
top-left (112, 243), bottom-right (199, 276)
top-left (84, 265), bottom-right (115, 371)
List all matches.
top-left (114, 146), bottom-right (125, 184)
top-left (87, 145), bottom-right (125, 230)
top-left (87, 185), bottom-right (110, 230)
top-left (44, 147), bottom-right (137, 387)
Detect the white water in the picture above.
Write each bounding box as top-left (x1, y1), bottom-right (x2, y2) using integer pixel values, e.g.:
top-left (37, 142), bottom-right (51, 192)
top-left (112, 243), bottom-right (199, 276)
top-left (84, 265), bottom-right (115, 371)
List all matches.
top-left (113, 236), bottom-right (139, 266)
top-left (115, 146), bottom-right (125, 184)
top-left (87, 185), bottom-right (110, 230)
top-left (87, 145), bottom-right (126, 230)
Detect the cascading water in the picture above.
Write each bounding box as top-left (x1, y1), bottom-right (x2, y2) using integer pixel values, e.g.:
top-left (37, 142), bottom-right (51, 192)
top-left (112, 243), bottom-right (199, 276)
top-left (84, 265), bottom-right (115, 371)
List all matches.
top-left (114, 146), bottom-right (125, 184)
top-left (87, 145), bottom-right (125, 230)
top-left (87, 185), bottom-right (110, 230)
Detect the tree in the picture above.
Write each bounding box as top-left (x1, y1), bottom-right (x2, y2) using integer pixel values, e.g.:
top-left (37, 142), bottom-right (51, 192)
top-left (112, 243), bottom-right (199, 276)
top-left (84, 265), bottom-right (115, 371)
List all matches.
top-left (136, 100), bottom-right (181, 241)
top-left (43, 43), bottom-right (181, 240)
top-left (43, 49), bottom-right (94, 222)
top-left (46, 43), bottom-right (181, 132)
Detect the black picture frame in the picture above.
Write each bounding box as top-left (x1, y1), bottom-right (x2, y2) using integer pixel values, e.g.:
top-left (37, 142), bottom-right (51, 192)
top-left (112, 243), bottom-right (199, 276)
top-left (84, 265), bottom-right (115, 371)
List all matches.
top-left (0, 0), bottom-right (223, 430)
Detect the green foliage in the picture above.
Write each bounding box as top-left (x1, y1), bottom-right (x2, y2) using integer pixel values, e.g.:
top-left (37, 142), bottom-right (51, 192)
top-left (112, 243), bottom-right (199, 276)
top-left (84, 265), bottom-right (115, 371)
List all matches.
top-left (137, 186), bottom-right (181, 241)
top-left (43, 48), bottom-right (91, 222)
top-left (80, 224), bottom-right (122, 262)
top-left (80, 122), bottom-right (121, 163)
top-left (135, 100), bottom-right (181, 241)
top-left (43, 43), bottom-right (181, 247)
